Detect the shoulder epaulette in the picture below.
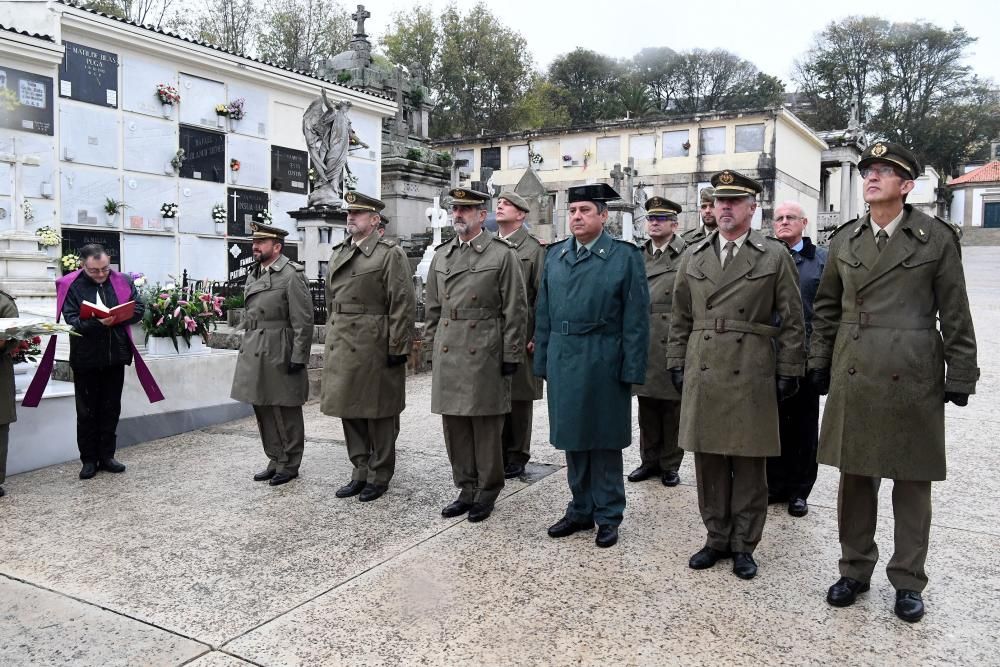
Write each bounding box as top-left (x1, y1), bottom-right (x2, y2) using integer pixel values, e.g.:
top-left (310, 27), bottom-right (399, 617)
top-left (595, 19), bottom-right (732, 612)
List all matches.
top-left (933, 215), bottom-right (963, 239)
top-left (827, 218), bottom-right (858, 240)
top-left (289, 260), bottom-right (305, 271)
top-left (434, 238), bottom-right (452, 250)
top-left (493, 235), bottom-right (515, 248)
top-left (613, 238), bottom-right (642, 249)
top-left (378, 237), bottom-right (398, 248)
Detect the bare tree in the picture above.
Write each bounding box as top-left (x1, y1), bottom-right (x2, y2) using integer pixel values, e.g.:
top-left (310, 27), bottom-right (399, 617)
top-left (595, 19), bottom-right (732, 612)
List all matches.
top-left (85, 0), bottom-right (177, 28)
top-left (256, 0), bottom-right (352, 74)
top-left (169, 0), bottom-right (259, 55)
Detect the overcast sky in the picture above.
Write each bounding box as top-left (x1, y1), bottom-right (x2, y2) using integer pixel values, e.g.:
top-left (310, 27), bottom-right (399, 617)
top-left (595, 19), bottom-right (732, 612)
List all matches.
top-left (364, 0), bottom-right (1000, 85)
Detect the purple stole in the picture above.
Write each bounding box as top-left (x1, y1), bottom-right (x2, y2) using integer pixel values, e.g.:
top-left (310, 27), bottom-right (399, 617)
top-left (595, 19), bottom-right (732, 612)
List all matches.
top-left (21, 269), bottom-right (164, 407)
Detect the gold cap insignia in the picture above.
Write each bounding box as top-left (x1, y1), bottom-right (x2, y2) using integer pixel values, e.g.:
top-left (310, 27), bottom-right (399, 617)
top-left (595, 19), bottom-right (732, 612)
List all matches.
top-left (345, 192), bottom-right (357, 203)
top-left (719, 171), bottom-right (734, 185)
top-left (454, 189), bottom-right (466, 198)
top-left (872, 143), bottom-right (887, 157)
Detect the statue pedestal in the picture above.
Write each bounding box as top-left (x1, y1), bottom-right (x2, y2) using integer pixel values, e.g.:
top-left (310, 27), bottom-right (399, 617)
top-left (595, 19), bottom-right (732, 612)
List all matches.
top-left (289, 206), bottom-right (348, 279)
top-left (0, 230), bottom-right (57, 315)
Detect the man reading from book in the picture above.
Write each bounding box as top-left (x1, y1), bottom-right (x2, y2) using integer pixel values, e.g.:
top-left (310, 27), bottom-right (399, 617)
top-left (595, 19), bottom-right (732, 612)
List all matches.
top-left (62, 244), bottom-right (145, 480)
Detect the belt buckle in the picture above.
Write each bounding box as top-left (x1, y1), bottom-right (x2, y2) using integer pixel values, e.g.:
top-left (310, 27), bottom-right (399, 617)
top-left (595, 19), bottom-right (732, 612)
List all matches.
top-left (714, 318), bottom-right (726, 333)
top-left (858, 312), bottom-right (869, 328)
top-left (450, 308), bottom-right (458, 320)
top-left (561, 321), bottom-right (569, 335)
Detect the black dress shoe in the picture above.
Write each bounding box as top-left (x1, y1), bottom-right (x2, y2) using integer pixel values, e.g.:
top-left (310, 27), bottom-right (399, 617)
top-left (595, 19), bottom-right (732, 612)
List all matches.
top-left (661, 470), bottom-right (680, 487)
top-left (595, 525), bottom-right (619, 548)
top-left (895, 590), bottom-right (925, 623)
top-left (253, 468), bottom-right (276, 482)
top-left (788, 497), bottom-right (809, 517)
top-left (547, 515), bottom-right (595, 538)
top-left (688, 546), bottom-right (730, 570)
top-left (627, 463), bottom-right (660, 483)
top-left (335, 480), bottom-right (367, 498)
top-left (269, 472), bottom-right (298, 486)
top-left (441, 500), bottom-right (473, 518)
top-left (503, 462), bottom-right (526, 479)
top-left (732, 552), bottom-right (758, 580)
top-left (359, 484), bottom-right (387, 502)
top-left (99, 458), bottom-right (126, 473)
top-left (79, 462), bottom-right (98, 480)
top-left (827, 576), bottom-right (870, 607)
top-left (467, 503), bottom-right (494, 522)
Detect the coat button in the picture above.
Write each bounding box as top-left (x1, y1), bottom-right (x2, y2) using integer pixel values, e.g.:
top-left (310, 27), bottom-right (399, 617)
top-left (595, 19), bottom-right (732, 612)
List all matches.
top-left (472, 294), bottom-right (478, 300)
top-left (733, 369), bottom-right (740, 375)
top-left (704, 334), bottom-right (711, 340)
top-left (443, 346), bottom-right (449, 352)
top-left (856, 297), bottom-right (864, 305)
top-left (661, 314), bottom-right (667, 320)
top-left (892, 374), bottom-right (900, 381)
top-left (848, 368), bottom-right (856, 375)
top-left (444, 293), bottom-right (449, 298)
top-left (351, 347), bottom-right (356, 352)
top-left (738, 308), bottom-right (744, 313)
top-left (350, 323), bottom-right (356, 327)
top-left (470, 322), bottom-right (477, 329)
top-left (444, 321), bottom-right (449, 327)
top-left (700, 363), bottom-right (708, 370)
top-left (852, 332), bottom-right (859, 340)
top-left (707, 304), bottom-right (713, 310)
top-left (470, 348), bottom-right (476, 354)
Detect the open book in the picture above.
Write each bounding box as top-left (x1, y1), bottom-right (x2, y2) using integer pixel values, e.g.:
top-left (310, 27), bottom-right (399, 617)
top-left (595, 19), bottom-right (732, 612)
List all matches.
top-left (80, 298), bottom-right (136, 325)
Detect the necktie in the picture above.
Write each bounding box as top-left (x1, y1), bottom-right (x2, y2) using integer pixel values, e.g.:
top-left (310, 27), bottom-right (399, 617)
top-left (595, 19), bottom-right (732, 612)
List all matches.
top-left (722, 241), bottom-right (736, 268)
top-left (653, 249), bottom-right (662, 259)
top-left (577, 245), bottom-right (586, 258)
top-left (876, 230), bottom-right (888, 253)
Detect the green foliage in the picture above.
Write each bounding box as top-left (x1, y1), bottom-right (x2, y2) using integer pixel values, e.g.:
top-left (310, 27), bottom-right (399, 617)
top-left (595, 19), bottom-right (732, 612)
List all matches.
top-left (435, 151), bottom-right (453, 167)
top-left (223, 293), bottom-right (245, 310)
top-left (547, 48), bottom-right (625, 124)
top-left (513, 76), bottom-right (572, 130)
top-left (617, 80), bottom-right (655, 119)
top-left (337, 71), bottom-right (352, 83)
top-left (406, 147), bottom-right (425, 161)
top-left (380, 5), bottom-right (439, 87)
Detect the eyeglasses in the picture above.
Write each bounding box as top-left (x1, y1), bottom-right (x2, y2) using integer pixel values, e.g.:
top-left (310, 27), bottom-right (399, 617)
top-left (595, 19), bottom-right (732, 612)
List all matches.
top-left (84, 267), bottom-right (111, 275)
top-left (646, 216), bottom-right (676, 223)
top-left (774, 215), bottom-right (802, 223)
top-left (860, 164), bottom-right (900, 179)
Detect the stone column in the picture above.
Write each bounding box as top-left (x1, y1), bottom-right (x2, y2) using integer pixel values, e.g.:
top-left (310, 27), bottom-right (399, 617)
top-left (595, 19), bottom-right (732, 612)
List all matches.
top-left (839, 161), bottom-right (852, 225)
top-left (849, 164), bottom-right (859, 220)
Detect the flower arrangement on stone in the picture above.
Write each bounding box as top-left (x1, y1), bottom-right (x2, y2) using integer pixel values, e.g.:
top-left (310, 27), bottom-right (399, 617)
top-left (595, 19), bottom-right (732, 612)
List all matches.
top-left (308, 167), bottom-right (317, 183)
top-left (139, 283), bottom-right (224, 349)
top-left (212, 204), bottom-right (226, 225)
top-left (230, 158), bottom-right (240, 172)
top-left (582, 149), bottom-right (593, 169)
top-left (254, 209), bottom-right (273, 224)
top-left (104, 197), bottom-right (126, 216)
top-left (155, 83), bottom-right (180, 105)
top-left (129, 271), bottom-right (147, 287)
top-left (562, 154), bottom-right (573, 162)
top-left (160, 202), bottom-right (179, 219)
top-left (170, 148), bottom-right (185, 173)
top-left (22, 200), bottom-right (34, 222)
top-left (35, 226), bottom-right (61, 247)
top-left (226, 98), bottom-right (246, 121)
top-left (60, 253), bottom-right (80, 273)
top-left (9, 335), bottom-right (42, 364)
top-left (529, 150), bottom-right (543, 165)
top-left (214, 104), bottom-right (229, 117)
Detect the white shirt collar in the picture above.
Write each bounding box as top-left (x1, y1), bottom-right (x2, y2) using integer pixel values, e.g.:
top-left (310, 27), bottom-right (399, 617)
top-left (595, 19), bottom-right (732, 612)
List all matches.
top-left (872, 208), bottom-right (905, 238)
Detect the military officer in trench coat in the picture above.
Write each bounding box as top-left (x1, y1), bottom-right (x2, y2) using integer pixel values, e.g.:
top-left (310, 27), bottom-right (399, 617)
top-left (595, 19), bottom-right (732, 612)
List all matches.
top-left (668, 170), bottom-right (805, 579)
top-left (424, 188), bottom-right (527, 523)
top-left (629, 196), bottom-right (687, 488)
top-left (681, 186), bottom-right (717, 244)
top-left (535, 183), bottom-right (650, 549)
top-left (494, 191), bottom-right (546, 479)
top-left (0, 288), bottom-right (18, 498)
top-left (231, 222), bottom-right (314, 486)
top-left (809, 142), bottom-right (979, 623)
top-left (321, 192), bottom-right (415, 503)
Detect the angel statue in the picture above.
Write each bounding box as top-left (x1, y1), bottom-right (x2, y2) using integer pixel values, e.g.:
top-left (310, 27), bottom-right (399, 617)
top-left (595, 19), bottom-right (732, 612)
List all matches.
top-left (302, 90), bottom-right (368, 207)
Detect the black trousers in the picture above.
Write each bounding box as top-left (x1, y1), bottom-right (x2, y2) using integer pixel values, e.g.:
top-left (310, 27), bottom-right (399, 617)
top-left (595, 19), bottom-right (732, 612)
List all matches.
top-left (73, 365), bottom-right (126, 464)
top-left (766, 381), bottom-right (819, 501)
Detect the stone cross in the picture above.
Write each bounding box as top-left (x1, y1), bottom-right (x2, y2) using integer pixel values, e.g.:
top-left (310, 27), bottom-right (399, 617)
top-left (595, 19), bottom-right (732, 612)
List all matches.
top-left (623, 157), bottom-right (635, 205)
top-left (352, 5), bottom-right (371, 37)
top-left (610, 163), bottom-right (624, 195)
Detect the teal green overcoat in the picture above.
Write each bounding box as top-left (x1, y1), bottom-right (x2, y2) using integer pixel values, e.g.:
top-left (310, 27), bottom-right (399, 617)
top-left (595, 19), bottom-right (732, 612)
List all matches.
top-left (533, 231), bottom-right (649, 451)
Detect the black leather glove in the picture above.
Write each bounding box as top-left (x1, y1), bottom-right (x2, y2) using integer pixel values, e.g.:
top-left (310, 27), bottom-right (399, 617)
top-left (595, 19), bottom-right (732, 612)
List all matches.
top-left (501, 362), bottom-right (518, 376)
top-left (776, 375), bottom-right (799, 402)
top-left (387, 354), bottom-right (408, 367)
top-left (286, 361), bottom-right (306, 374)
top-left (945, 391), bottom-right (969, 407)
top-left (669, 367), bottom-right (684, 394)
top-left (807, 367), bottom-right (830, 395)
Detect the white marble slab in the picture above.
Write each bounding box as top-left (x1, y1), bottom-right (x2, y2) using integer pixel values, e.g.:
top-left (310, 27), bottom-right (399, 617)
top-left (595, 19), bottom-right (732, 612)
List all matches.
top-left (227, 81), bottom-right (268, 139)
top-left (179, 234), bottom-right (226, 281)
top-left (226, 134), bottom-right (268, 190)
top-left (59, 103), bottom-right (119, 168)
top-left (60, 166), bottom-right (122, 227)
top-left (122, 54), bottom-right (178, 118)
top-left (123, 174), bottom-right (177, 230)
top-left (122, 232), bottom-right (175, 283)
top-left (179, 73), bottom-right (226, 130)
top-left (179, 181), bottom-right (226, 236)
top-left (0, 134), bottom-right (57, 199)
top-left (272, 100), bottom-right (306, 149)
top-left (124, 115), bottom-right (178, 176)
top-left (269, 191), bottom-right (307, 241)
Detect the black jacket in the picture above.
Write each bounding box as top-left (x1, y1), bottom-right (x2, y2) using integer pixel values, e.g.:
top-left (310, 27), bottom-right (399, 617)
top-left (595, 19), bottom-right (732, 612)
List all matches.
top-left (62, 272), bottom-right (145, 369)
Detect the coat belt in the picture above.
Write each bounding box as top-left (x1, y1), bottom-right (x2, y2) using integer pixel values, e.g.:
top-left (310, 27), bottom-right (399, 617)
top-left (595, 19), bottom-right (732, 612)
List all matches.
top-left (333, 302), bottom-right (387, 315)
top-left (245, 319), bottom-right (290, 330)
top-left (448, 308), bottom-right (499, 320)
top-left (840, 312), bottom-right (936, 330)
top-left (691, 318), bottom-right (779, 337)
top-left (650, 304), bottom-right (672, 313)
top-left (558, 320), bottom-right (608, 335)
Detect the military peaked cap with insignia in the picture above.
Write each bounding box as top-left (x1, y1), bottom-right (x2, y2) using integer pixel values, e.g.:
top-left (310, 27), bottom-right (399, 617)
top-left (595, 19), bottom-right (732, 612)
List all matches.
top-left (567, 183), bottom-right (620, 204)
top-left (343, 190), bottom-right (385, 213)
top-left (859, 141), bottom-right (922, 180)
top-left (700, 186), bottom-right (716, 203)
top-left (250, 221), bottom-right (289, 240)
top-left (448, 187), bottom-right (490, 206)
top-left (710, 170), bottom-right (762, 198)
top-left (497, 190), bottom-right (530, 213)
top-left (644, 196), bottom-right (682, 216)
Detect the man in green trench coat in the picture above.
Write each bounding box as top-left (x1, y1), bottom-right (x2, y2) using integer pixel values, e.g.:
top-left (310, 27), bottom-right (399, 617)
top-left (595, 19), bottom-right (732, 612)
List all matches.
top-left (809, 142), bottom-right (979, 623)
top-left (535, 183), bottom-right (650, 549)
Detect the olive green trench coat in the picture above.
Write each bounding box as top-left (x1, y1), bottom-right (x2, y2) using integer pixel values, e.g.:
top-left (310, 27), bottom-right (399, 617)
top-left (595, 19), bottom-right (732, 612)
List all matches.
top-left (634, 235), bottom-right (686, 400)
top-left (668, 229), bottom-right (805, 457)
top-left (320, 233), bottom-right (415, 419)
top-left (230, 254), bottom-right (314, 407)
top-left (503, 225), bottom-right (545, 401)
top-left (424, 232), bottom-right (527, 416)
top-left (808, 207), bottom-right (979, 481)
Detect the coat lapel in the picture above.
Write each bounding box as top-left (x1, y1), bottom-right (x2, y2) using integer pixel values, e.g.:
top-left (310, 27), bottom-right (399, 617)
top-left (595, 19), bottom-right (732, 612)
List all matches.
top-left (328, 240), bottom-right (356, 277)
top-left (689, 233), bottom-right (721, 285)
top-left (714, 230), bottom-right (767, 292)
top-left (859, 210), bottom-right (919, 292)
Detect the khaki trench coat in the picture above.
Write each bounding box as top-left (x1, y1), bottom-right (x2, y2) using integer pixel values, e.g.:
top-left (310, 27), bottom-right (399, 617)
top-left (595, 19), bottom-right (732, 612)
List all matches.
top-left (504, 225), bottom-right (545, 401)
top-left (230, 254), bottom-right (314, 406)
top-left (668, 229), bottom-right (805, 457)
top-left (320, 233), bottom-right (415, 418)
top-left (635, 235), bottom-right (686, 400)
top-left (424, 232), bottom-right (527, 416)
top-left (0, 290), bottom-right (18, 425)
top-left (808, 207), bottom-right (979, 481)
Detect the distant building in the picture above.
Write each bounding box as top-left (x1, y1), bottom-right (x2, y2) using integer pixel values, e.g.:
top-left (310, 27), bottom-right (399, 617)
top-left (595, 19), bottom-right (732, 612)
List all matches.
top-left (948, 160), bottom-right (1000, 244)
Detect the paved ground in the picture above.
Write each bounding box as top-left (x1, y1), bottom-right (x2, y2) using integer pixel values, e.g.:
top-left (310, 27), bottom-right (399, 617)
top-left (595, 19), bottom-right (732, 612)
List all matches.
top-left (2, 247), bottom-right (999, 666)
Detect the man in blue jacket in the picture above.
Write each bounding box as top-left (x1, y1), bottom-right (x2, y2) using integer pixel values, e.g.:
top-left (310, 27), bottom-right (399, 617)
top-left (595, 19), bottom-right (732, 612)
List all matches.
top-left (534, 183), bottom-right (650, 548)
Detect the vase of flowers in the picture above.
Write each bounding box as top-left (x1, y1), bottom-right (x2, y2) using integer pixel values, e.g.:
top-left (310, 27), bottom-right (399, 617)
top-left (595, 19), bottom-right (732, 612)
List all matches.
top-left (140, 283), bottom-right (223, 355)
top-left (226, 98), bottom-right (245, 132)
top-left (160, 202), bottom-right (178, 230)
top-left (60, 253), bottom-right (80, 274)
top-left (35, 226), bottom-right (61, 256)
top-left (254, 209), bottom-right (273, 225)
top-left (104, 197), bottom-right (126, 226)
top-left (155, 83), bottom-right (180, 118)
top-left (214, 103), bottom-right (228, 128)
top-left (229, 158), bottom-right (240, 184)
top-left (212, 203), bottom-right (227, 235)
top-left (170, 148), bottom-right (185, 174)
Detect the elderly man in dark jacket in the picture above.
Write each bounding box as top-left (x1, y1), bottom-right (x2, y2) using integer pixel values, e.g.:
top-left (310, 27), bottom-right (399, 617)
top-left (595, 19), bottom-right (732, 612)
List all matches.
top-left (767, 201), bottom-right (828, 518)
top-left (62, 244), bottom-right (144, 480)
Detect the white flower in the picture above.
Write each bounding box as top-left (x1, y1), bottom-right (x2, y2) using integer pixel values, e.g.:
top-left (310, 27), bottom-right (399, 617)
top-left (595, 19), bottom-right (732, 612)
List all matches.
top-left (134, 277), bottom-right (146, 287)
